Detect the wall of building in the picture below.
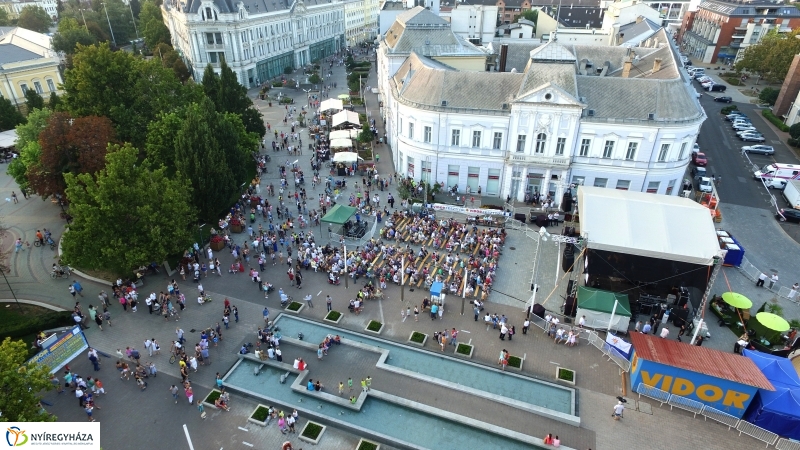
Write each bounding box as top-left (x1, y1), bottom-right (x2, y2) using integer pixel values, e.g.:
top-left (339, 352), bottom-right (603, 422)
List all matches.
top-left (0, 57), bottom-right (62, 105)
top-left (443, 5), bottom-right (498, 45)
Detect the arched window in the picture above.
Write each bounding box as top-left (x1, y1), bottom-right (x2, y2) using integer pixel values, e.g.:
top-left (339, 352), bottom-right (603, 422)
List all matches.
top-left (535, 133), bottom-right (547, 154)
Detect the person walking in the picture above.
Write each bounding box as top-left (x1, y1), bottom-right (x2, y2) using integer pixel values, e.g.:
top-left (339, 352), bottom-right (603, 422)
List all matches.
top-left (769, 272), bottom-right (779, 289)
top-left (326, 295), bottom-right (332, 312)
top-left (185, 385), bottom-right (194, 405)
top-left (73, 281), bottom-right (85, 297)
top-left (450, 328), bottom-right (458, 346)
top-left (756, 272), bottom-right (767, 287)
top-left (170, 385), bottom-right (179, 403)
top-left (522, 319), bottom-right (530, 334)
top-left (348, 377), bottom-right (353, 393)
top-left (612, 401), bottom-right (625, 420)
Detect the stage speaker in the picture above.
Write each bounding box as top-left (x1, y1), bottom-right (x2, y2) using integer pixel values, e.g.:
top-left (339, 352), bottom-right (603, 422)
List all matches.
top-left (562, 249), bottom-right (574, 272)
top-left (563, 296), bottom-right (576, 317)
top-left (561, 192), bottom-right (573, 212)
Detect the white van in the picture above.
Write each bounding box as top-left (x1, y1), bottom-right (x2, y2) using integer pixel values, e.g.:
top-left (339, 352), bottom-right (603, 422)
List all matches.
top-left (754, 163), bottom-right (800, 181)
top-left (690, 68), bottom-right (705, 79)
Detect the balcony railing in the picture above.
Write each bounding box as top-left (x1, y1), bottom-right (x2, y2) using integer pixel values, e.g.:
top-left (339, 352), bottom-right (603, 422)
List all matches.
top-left (507, 153), bottom-right (570, 166)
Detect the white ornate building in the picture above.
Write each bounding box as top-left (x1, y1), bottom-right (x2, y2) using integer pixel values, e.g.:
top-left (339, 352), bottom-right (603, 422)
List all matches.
top-left (343, 0), bottom-right (378, 47)
top-left (162, 0), bottom-right (346, 87)
top-left (378, 7), bottom-right (705, 203)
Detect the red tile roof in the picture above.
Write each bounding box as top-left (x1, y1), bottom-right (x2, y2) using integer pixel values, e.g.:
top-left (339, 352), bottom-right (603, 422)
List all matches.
top-left (629, 332), bottom-right (774, 390)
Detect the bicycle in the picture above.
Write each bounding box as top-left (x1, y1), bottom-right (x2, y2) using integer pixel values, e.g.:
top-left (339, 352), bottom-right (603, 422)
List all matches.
top-left (169, 353), bottom-right (177, 364)
top-left (50, 266), bottom-right (71, 279)
top-left (34, 238), bottom-right (56, 250)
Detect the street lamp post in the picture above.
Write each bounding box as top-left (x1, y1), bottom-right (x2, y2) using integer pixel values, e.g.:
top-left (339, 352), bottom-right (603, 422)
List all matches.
top-left (128, 1), bottom-right (139, 39)
top-left (102, 2), bottom-right (117, 47)
top-left (527, 226), bottom-right (550, 315)
top-left (342, 240), bottom-right (348, 289)
top-left (0, 268), bottom-right (23, 311)
top-left (198, 224), bottom-right (206, 249)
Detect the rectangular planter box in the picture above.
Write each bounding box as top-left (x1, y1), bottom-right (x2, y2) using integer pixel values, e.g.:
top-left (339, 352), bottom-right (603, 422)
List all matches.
top-left (324, 310), bottom-right (342, 324)
top-left (285, 302), bottom-right (305, 314)
top-left (209, 240), bottom-right (225, 251)
top-left (247, 404), bottom-right (271, 427)
top-left (407, 331), bottom-right (428, 347)
top-left (454, 343), bottom-right (474, 359)
top-left (556, 367), bottom-right (576, 385)
top-left (202, 389), bottom-right (222, 410)
top-left (299, 421), bottom-right (327, 445)
top-left (506, 355), bottom-right (524, 372)
top-left (364, 321), bottom-right (384, 335)
top-left (356, 438), bottom-right (381, 450)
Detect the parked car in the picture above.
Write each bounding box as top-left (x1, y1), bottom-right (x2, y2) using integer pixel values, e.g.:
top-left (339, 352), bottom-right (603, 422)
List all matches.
top-left (766, 178), bottom-right (787, 190)
top-left (693, 143), bottom-right (700, 152)
top-left (742, 145), bottom-right (775, 155)
top-left (710, 84), bottom-right (727, 92)
top-left (692, 152), bottom-right (708, 166)
top-left (697, 76), bottom-right (712, 83)
top-left (726, 114), bottom-right (747, 121)
top-left (698, 177), bottom-right (714, 193)
top-left (733, 123), bottom-right (755, 130)
top-left (775, 209), bottom-right (800, 223)
top-left (714, 96), bottom-right (733, 103)
top-left (740, 133), bottom-right (766, 142)
top-left (736, 127), bottom-right (759, 135)
top-left (692, 166), bottom-right (707, 179)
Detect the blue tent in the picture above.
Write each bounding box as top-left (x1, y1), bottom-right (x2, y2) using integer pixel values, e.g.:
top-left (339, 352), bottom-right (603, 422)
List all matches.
top-left (743, 350), bottom-right (800, 440)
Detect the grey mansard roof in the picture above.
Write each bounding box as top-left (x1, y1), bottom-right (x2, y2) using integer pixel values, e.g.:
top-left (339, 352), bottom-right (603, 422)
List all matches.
top-left (184, 0), bottom-right (333, 15)
top-left (384, 6), bottom-right (487, 56)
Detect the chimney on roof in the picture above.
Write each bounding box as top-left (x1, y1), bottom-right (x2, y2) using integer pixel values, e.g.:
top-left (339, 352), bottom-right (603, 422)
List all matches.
top-left (636, 15), bottom-right (643, 23)
top-left (653, 57), bottom-right (662, 73)
top-left (499, 44), bottom-right (509, 72)
top-left (622, 56), bottom-right (633, 78)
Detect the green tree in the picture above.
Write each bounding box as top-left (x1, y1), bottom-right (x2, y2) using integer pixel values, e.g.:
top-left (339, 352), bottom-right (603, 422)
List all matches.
top-left (52, 18), bottom-right (97, 54)
top-left (139, 0), bottom-right (171, 49)
top-left (759, 87), bottom-right (779, 106)
top-left (0, 98), bottom-right (25, 131)
top-left (24, 89), bottom-right (45, 112)
top-left (17, 5), bottom-right (52, 33)
top-left (0, 338), bottom-right (56, 422)
top-left (146, 98), bottom-right (255, 222)
top-left (513, 9), bottom-right (538, 24)
top-left (790, 122), bottom-right (800, 140)
top-left (153, 42), bottom-right (190, 82)
top-left (48, 92), bottom-right (61, 111)
top-left (90, 0), bottom-right (136, 44)
top-left (202, 61), bottom-right (266, 137)
top-left (62, 143), bottom-right (195, 274)
top-left (0, 8), bottom-right (10, 26)
top-left (308, 73), bottom-right (321, 84)
top-left (358, 121), bottom-right (372, 144)
top-left (6, 109), bottom-right (51, 191)
top-left (736, 29), bottom-right (800, 83)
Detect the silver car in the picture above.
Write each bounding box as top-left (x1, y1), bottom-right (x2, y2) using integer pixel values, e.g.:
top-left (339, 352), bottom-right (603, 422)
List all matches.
top-left (742, 145), bottom-right (775, 155)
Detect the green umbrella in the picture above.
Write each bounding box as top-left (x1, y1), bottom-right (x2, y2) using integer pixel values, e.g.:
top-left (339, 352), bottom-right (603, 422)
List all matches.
top-left (338, 94), bottom-right (350, 100)
top-left (721, 292), bottom-right (753, 309)
top-left (756, 312), bottom-right (790, 332)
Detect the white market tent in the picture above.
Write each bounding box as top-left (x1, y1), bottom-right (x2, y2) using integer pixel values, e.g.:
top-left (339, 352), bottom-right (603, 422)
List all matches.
top-left (319, 98), bottom-right (343, 112)
top-left (330, 138), bottom-right (353, 148)
top-left (577, 186), bottom-right (719, 265)
top-left (332, 110), bottom-right (360, 127)
top-left (332, 152), bottom-right (362, 163)
top-left (0, 130), bottom-right (17, 150)
top-left (329, 129), bottom-right (359, 140)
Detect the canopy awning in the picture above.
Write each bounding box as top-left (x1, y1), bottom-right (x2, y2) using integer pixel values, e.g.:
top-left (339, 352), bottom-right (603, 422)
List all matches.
top-left (577, 286), bottom-right (631, 316)
top-left (332, 110), bottom-right (360, 127)
top-left (0, 130), bottom-right (17, 149)
top-left (319, 98), bottom-right (343, 112)
top-left (577, 186), bottom-right (721, 265)
top-left (329, 129), bottom-right (359, 140)
top-left (330, 138), bottom-right (353, 148)
top-left (332, 152), bottom-right (362, 163)
top-left (321, 204), bottom-right (357, 225)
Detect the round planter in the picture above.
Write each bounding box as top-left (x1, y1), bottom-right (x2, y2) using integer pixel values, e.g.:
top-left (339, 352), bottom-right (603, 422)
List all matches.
top-left (210, 240), bottom-right (225, 251)
top-left (407, 331), bottom-right (428, 347)
top-left (299, 421), bottom-right (327, 445)
top-left (454, 343), bottom-right (474, 359)
top-left (248, 404), bottom-right (271, 427)
top-left (324, 310), bottom-right (342, 324)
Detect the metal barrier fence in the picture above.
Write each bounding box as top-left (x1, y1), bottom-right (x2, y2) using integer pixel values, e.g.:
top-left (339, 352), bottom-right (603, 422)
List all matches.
top-left (585, 331), bottom-right (631, 372)
top-left (777, 438), bottom-right (800, 450)
top-left (738, 256), bottom-right (795, 302)
top-left (738, 256), bottom-right (762, 283)
top-left (737, 420), bottom-right (779, 447)
top-left (635, 383), bottom-right (783, 448)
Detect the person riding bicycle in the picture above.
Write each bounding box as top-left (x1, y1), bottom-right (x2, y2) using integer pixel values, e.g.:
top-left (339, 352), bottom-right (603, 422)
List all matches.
top-left (36, 230), bottom-right (44, 246)
top-left (51, 263), bottom-right (66, 277)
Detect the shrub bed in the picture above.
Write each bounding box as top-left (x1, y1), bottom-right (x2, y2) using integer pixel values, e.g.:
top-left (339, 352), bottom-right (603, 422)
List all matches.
top-left (325, 310), bottom-right (342, 321)
top-left (251, 405), bottom-right (269, 421)
top-left (410, 332), bottom-right (426, 343)
top-left (763, 109), bottom-right (790, 132)
top-left (302, 422), bottom-right (323, 439)
top-left (456, 343), bottom-right (473, 355)
top-left (367, 320), bottom-right (382, 332)
top-left (287, 301), bottom-right (303, 311)
top-left (507, 355), bottom-right (522, 369)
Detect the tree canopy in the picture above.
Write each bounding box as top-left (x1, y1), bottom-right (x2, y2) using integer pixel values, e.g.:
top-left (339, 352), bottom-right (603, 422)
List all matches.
top-left (25, 89), bottom-right (45, 112)
top-left (146, 97), bottom-right (256, 222)
top-left (62, 143), bottom-right (195, 274)
top-left (139, 0), bottom-right (171, 49)
top-left (52, 18), bottom-right (97, 55)
top-left (26, 112), bottom-right (116, 198)
top-left (0, 8), bottom-right (10, 26)
top-left (0, 98), bottom-right (25, 132)
top-left (735, 29), bottom-right (800, 83)
top-left (0, 338), bottom-right (56, 422)
top-left (6, 109), bottom-right (51, 191)
top-left (18, 5), bottom-right (52, 33)
top-left (202, 61), bottom-right (266, 137)
top-left (514, 9), bottom-right (538, 24)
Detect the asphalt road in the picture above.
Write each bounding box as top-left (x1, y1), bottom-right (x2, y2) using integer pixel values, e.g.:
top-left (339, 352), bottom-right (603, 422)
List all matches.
top-left (695, 93), bottom-right (799, 210)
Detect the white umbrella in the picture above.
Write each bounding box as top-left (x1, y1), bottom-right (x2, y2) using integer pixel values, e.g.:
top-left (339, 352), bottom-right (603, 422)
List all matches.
top-left (332, 152), bottom-right (362, 163)
top-left (330, 139), bottom-right (353, 148)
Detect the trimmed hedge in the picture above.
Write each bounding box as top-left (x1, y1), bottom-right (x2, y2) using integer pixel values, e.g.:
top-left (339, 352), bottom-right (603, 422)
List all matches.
top-left (410, 332), bottom-right (426, 343)
top-left (325, 310), bottom-right (341, 321)
top-left (0, 311), bottom-right (73, 340)
top-left (287, 301), bottom-right (303, 311)
top-left (507, 355), bottom-right (522, 368)
top-left (763, 109), bottom-right (790, 132)
top-left (720, 105), bottom-right (738, 115)
top-left (251, 405), bottom-right (269, 421)
top-left (367, 320), bottom-right (382, 332)
top-left (302, 422), bottom-right (323, 439)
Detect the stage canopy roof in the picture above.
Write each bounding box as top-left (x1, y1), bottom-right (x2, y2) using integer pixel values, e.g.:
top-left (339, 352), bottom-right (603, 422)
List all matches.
top-left (319, 98), bottom-right (343, 111)
top-left (332, 151), bottom-right (362, 163)
top-left (330, 138), bottom-right (353, 148)
top-left (332, 110), bottom-right (360, 127)
top-left (577, 186), bottom-right (720, 265)
top-left (321, 204), bottom-right (357, 225)
top-left (330, 129), bottom-right (359, 140)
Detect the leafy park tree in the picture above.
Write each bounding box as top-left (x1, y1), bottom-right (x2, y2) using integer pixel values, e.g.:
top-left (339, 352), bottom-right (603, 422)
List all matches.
top-left (139, 0), bottom-right (171, 49)
top-left (513, 9), bottom-right (538, 24)
top-left (62, 143), bottom-right (195, 274)
top-left (6, 109), bottom-right (51, 191)
top-left (736, 29), bottom-right (800, 83)
top-left (202, 61), bottom-right (266, 137)
top-left (358, 121), bottom-right (372, 144)
top-left (0, 98), bottom-right (26, 131)
top-left (17, 5), bottom-right (52, 33)
top-left (26, 112), bottom-right (116, 198)
top-left (308, 73), bottom-right (321, 85)
top-left (52, 18), bottom-right (97, 54)
top-left (0, 8), bottom-right (10, 26)
top-left (48, 92), bottom-right (61, 111)
top-left (0, 338), bottom-right (56, 422)
top-left (146, 97), bottom-right (256, 222)
top-left (758, 87), bottom-right (779, 106)
top-left (24, 89), bottom-right (45, 112)
top-left (152, 42), bottom-right (191, 82)
top-left (89, 0), bottom-right (136, 44)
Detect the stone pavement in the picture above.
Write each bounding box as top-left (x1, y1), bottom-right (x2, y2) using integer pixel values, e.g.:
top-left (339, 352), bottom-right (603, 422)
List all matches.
top-left (0, 53), bottom-right (784, 449)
